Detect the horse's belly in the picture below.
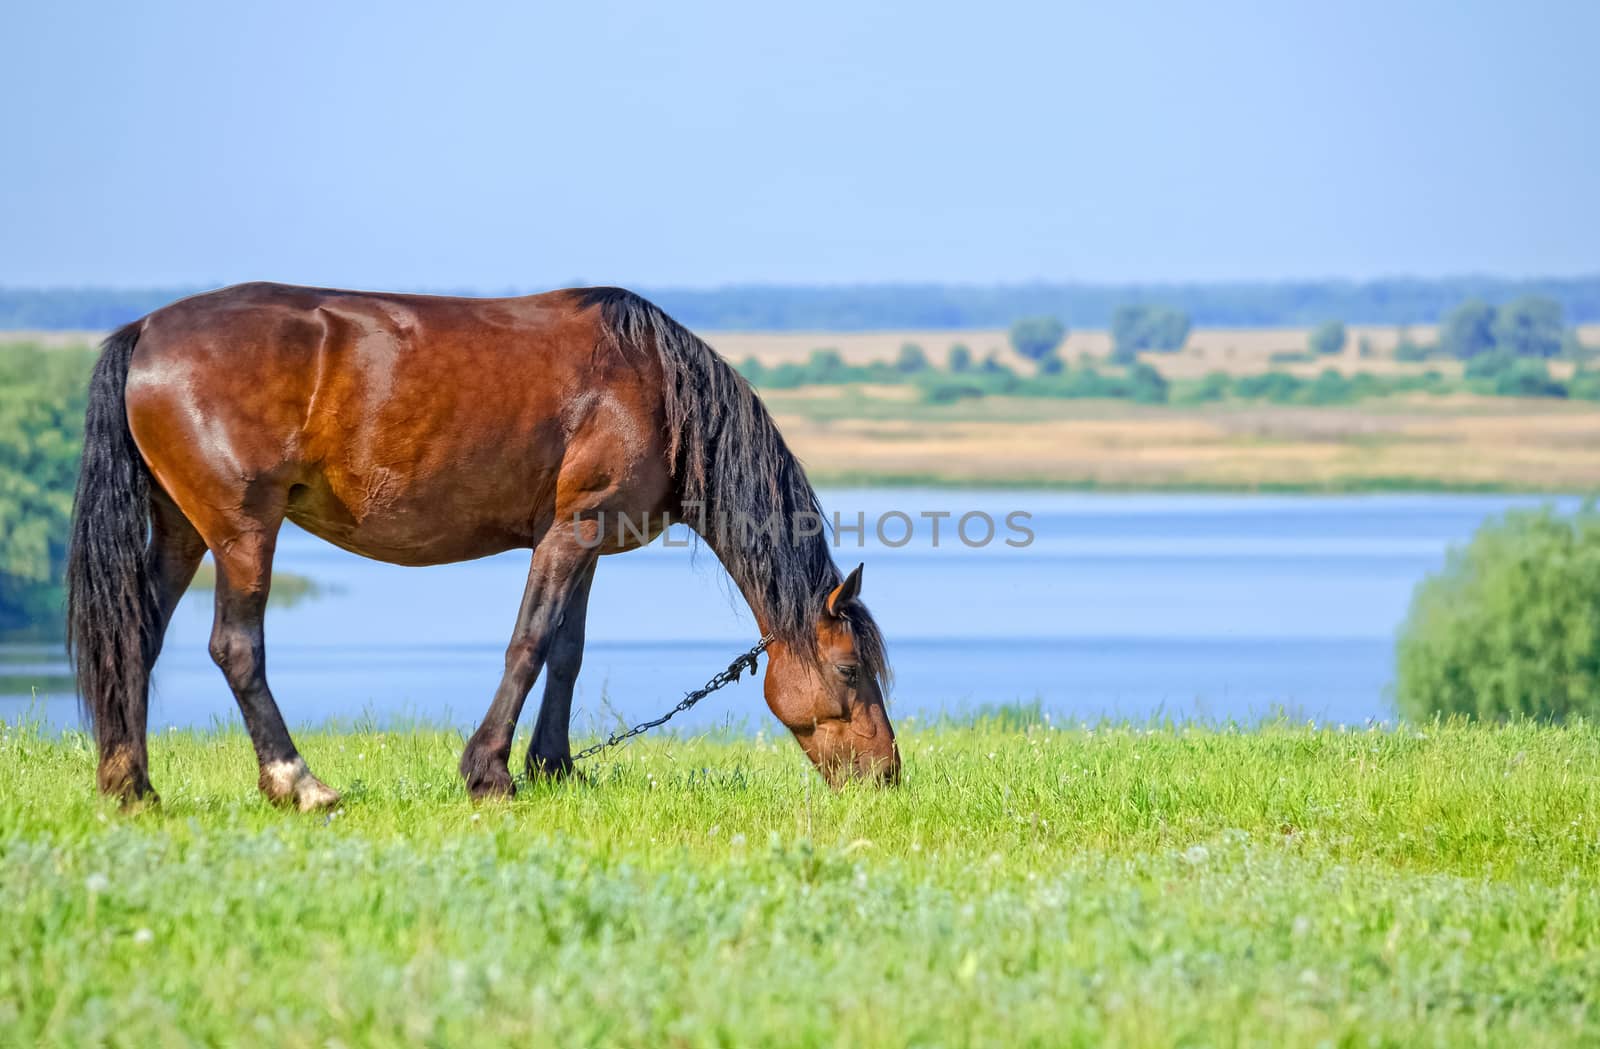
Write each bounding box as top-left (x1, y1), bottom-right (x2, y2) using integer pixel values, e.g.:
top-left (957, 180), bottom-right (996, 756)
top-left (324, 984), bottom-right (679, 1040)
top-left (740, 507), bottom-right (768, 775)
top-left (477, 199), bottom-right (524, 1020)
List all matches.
top-left (284, 476), bottom-right (533, 566)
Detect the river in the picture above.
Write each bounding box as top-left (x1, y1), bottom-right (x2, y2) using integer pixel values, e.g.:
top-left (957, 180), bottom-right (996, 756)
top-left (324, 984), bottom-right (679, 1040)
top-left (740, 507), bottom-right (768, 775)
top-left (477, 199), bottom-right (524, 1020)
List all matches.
top-left (0, 492), bottom-right (1574, 735)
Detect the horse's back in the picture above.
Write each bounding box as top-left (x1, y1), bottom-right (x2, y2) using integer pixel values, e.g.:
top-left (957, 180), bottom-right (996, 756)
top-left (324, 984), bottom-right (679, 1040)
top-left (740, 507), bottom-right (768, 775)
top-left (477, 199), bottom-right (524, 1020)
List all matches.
top-left (123, 283), bottom-right (670, 564)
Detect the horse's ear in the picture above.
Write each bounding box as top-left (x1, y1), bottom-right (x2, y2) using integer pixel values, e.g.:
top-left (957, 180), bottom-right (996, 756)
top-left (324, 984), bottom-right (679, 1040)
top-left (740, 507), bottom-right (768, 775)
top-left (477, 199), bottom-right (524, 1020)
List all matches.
top-left (826, 563), bottom-right (864, 618)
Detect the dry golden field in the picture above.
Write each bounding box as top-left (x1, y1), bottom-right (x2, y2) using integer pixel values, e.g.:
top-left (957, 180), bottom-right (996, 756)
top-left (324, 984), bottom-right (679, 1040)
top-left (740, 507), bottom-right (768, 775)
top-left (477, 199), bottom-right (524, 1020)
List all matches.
top-left (762, 387), bottom-right (1600, 492)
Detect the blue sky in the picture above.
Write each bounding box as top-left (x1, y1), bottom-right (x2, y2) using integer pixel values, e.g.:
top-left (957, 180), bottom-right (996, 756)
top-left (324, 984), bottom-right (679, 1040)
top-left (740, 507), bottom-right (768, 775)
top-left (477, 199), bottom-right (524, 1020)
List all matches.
top-left (2, 1), bottom-right (1595, 288)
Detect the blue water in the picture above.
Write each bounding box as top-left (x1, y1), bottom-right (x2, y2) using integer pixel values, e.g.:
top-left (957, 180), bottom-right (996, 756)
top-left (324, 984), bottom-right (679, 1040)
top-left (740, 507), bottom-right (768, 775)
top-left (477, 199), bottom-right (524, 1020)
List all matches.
top-left (0, 492), bottom-right (1577, 734)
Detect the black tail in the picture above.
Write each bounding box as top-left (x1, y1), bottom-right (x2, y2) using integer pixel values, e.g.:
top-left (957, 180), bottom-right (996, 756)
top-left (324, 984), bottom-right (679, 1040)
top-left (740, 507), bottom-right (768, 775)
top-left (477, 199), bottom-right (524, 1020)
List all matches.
top-left (66, 320), bottom-right (160, 752)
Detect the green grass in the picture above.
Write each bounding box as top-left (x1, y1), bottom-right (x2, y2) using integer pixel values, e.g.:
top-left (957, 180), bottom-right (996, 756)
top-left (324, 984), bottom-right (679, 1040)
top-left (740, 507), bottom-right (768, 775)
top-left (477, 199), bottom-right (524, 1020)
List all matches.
top-left (4, 719), bottom-right (1600, 1046)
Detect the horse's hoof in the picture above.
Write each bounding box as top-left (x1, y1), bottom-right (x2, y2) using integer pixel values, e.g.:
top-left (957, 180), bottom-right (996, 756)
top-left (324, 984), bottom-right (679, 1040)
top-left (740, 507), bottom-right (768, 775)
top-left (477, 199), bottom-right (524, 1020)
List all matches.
top-left (526, 753), bottom-right (576, 781)
top-left (98, 749), bottom-right (157, 808)
top-left (260, 757), bottom-right (342, 812)
top-left (119, 789), bottom-right (162, 813)
top-left (466, 767), bottom-right (516, 801)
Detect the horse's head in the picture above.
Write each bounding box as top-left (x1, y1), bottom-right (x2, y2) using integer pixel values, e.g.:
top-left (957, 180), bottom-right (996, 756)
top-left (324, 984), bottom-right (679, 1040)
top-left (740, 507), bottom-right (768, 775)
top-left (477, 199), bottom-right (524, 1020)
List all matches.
top-left (763, 564), bottom-right (900, 786)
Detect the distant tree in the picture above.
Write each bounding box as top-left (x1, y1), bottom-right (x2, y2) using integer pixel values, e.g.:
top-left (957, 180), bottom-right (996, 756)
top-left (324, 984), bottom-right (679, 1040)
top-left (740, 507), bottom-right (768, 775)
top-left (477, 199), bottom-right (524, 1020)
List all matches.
top-left (1357, 335), bottom-right (1374, 358)
top-left (1037, 354), bottom-right (1066, 376)
top-left (947, 344), bottom-right (973, 372)
top-left (1492, 296), bottom-right (1564, 358)
top-left (1008, 316), bottom-right (1067, 364)
top-left (1111, 305), bottom-right (1191, 361)
top-left (1438, 299), bottom-right (1498, 359)
top-left (1309, 320), bottom-right (1347, 356)
top-left (895, 343), bottom-right (930, 374)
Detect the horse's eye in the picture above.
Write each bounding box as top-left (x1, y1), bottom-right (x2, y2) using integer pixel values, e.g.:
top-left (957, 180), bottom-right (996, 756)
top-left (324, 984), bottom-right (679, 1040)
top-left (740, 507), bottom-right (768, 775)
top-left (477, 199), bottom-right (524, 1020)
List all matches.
top-left (836, 664), bottom-right (860, 686)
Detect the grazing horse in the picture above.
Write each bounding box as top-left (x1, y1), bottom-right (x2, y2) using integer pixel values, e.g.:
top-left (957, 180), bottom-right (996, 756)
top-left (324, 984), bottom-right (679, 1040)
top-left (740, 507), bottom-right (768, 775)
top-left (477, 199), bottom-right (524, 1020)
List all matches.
top-left (67, 284), bottom-right (898, 809)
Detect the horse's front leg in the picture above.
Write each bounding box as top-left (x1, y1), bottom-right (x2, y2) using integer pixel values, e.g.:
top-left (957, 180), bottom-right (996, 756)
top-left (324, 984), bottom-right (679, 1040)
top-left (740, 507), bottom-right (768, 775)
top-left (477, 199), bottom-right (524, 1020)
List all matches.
top-left (460, 535), bottom-right (596, 799)
top-left (526, 560), bottom-right (597, 779)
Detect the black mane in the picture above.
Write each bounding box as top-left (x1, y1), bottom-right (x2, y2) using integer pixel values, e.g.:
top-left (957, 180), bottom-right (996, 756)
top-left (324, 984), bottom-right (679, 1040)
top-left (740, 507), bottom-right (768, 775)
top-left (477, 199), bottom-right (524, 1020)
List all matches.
top-left (575, 286), bottom-right (889, 692)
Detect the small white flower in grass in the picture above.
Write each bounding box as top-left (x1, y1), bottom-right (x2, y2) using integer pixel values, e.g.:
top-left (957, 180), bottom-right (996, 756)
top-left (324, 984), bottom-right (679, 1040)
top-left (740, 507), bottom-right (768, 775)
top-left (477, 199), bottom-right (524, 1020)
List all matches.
top-left (730, 833), bottom-right (746, 848)
top-left (1182, 845), bottom-right (1209, 866)
top-left (470, 813), bottom-right (481, 822)
top-left (1291, 915), bottom-right (1311, 939)
top-left (132, 928), bottom-right (154, 946)
top-left (85, 873), bottom-right (109, 894)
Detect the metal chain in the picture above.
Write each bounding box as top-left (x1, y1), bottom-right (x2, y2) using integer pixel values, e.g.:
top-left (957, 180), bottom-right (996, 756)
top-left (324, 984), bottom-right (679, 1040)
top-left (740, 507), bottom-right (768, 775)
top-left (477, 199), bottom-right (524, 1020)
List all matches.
top-left (571, 634), bottom-right (775, 762)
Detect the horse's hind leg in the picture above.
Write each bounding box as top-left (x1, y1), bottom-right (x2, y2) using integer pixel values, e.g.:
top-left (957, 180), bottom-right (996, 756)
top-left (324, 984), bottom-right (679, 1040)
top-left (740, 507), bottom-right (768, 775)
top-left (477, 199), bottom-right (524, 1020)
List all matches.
top-left (95, 490), bottom-right (207, 802)
top-left (203, 496), bottom-right (339, 811)
top-left (461, 535), bottom-right (596, 799)
top-left (526, 560), bottom-right (597, 780)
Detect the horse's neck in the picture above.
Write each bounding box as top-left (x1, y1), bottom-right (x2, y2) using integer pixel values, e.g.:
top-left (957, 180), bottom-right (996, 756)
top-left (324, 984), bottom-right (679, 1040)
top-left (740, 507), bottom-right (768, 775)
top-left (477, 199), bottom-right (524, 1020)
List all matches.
top-left (689, 505), bottom-right (833, 642)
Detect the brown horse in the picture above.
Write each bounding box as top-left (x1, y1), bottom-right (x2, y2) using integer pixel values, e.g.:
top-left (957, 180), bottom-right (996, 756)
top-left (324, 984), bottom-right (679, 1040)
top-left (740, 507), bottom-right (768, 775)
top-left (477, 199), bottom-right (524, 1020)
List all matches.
top-left (67, 283), bottom-right (898, 809)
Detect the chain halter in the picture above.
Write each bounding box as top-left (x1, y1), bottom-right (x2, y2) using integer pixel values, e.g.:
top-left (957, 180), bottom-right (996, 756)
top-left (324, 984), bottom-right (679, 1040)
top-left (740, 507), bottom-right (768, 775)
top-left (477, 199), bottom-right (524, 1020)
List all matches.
top-left (570, 634), bottom-right (775, 762)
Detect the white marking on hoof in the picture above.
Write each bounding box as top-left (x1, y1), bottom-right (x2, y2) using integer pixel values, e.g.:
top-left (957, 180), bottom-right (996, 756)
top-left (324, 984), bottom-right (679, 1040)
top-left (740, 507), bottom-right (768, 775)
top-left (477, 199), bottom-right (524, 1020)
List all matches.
top-left (260, 757), bottom-right (341, 812)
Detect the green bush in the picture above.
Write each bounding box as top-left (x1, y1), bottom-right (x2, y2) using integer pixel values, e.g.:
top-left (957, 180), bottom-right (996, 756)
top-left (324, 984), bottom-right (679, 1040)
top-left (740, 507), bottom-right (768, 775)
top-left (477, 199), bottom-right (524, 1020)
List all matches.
top-left (1394, 335), bottom-right (1431, 361)
top-left (1233, 371), bottom-right (1303, 402)
top-left (1568, 370), bottom-right (1600, 401)
top-left (1465, 352), bottom-right (1566, 397)
top-left (1, 343), bottom-right (95, 638)
top-left (918, 377), bottom-right (989, 404)
top-left (1396, 504), bottom-right (1600, 721)
top-left (1308, 320), bottom-right (1347, 356)
top-left (1172, 371), bottom-right (1233, 405)
top-left (895, 343), bottom-right (930, 374)
top-left (1295, 368), bottom-right (1355, 405)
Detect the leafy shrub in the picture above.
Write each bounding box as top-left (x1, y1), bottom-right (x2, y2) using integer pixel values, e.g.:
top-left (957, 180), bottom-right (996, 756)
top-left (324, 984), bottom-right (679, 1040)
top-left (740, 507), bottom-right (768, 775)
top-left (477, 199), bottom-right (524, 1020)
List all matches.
top-left (1296, 369), bottom-right (1355, 405)
top-left (1308, 320), bottom-right (1347, 356)
top-left (1233, 371), bottom-right (1303, 402)
top-left (1172, 371), bottom-right (1233, 405)
top-left (1, 343), bottom-right (94, 637)
top-left (918, 378), bottom-right (989, 404)
top-left (1568, 370), bottom-right (1600, 401)
top-left (895, 343), bottom-right (930, 374)
top-left (1394, 335), bottom-right (1431, 361)
top-left (1396, 504), bottom-right (1600, 721)
top-left (1465, 352), bottom-right (1566, 397)
top-left (947, 344), bottom-right (973, 373)
top-left (736, 356), bottom-right (766, 383)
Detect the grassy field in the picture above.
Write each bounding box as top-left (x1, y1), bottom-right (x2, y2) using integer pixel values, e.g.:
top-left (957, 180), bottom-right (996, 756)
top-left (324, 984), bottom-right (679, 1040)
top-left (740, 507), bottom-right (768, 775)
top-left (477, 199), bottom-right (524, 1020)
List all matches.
top-left (4, 719), bottom-right (1599, 1046)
